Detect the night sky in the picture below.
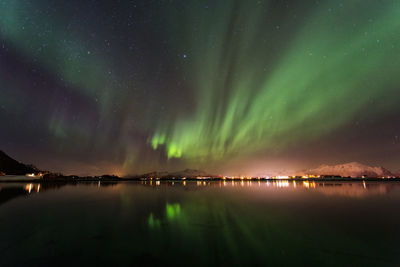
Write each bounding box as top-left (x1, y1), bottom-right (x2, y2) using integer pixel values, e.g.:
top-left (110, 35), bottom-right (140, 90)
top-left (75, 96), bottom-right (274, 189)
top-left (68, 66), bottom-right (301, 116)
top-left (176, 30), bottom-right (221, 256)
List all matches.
top-left (1, 0), bottom-right (400, 176)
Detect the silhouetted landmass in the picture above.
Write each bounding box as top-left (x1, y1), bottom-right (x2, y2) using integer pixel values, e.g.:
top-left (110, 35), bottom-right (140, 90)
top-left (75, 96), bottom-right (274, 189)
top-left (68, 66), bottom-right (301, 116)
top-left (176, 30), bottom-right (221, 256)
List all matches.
top-left (129, 169), bottom-right (217, 179)
top-left (0, 150), bottom-right (122, 181)
top-left (42, 173), bottom-right (121, 181)
top-left (1, 150), bottom-right (399, 182)
top-left (0, 150), bottom-right (38, 175)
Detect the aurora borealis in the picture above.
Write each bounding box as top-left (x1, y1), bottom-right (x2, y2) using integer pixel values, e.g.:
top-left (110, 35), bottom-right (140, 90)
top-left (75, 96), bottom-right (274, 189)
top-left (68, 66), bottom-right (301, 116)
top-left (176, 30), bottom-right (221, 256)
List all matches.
top-left (1, 0), bottom-right (400, 175)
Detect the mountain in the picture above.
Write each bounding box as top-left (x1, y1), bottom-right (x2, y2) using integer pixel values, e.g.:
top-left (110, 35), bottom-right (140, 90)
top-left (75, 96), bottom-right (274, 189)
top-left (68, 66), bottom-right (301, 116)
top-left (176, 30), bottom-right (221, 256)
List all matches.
top-left (141, 171), bottom-right (170, 178)
top-left (306, 162), bottom-right (393, 178)
top-left (139, 169), bottom-right (215, 178)
top-left (0, 150), bottom-right (38, 175)
top-left (170, 169), bottom-right (211, 177)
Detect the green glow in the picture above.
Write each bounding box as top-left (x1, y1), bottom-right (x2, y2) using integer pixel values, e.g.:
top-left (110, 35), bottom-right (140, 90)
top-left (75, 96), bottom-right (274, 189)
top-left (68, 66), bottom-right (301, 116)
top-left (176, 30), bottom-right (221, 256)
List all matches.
top-left (152, 0), bottom-right (400, 163)
top-left (0, 1), bottom-right (116, 150)
top-left (2, 0), bottom-right (400, 173)
top-left (151, 133), bottom-right (166, 150)
top-left (166, 203), bottom-right (181, 220)
top-left (147, 203), bottom-right (184, 230)
top-left (0, 1), bottom-right (108, 96)
top-left (148, 213), bottom-right (161, 229)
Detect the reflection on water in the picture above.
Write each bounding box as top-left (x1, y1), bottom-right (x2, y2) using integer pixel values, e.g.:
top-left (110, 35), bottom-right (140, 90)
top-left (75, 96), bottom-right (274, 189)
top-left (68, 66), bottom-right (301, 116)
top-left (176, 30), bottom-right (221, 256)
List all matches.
top-left (138, 180), bottom-right (398, 197)
top-left (4, 179), bottom-right (395, 194)
top-left (0, 181), bottom-right (120, 206)
top-left (1, 181), bottom-right (400, 266)
top-left (148, 203), bottom-right (182, 229)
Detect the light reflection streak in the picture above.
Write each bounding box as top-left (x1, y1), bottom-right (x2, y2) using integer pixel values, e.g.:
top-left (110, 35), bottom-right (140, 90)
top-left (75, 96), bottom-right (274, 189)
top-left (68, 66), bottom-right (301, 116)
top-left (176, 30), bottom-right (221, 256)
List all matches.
top-left (24, 183), bottom-right (42, 194)
top-left (25, 184), bottom-right (33, 193)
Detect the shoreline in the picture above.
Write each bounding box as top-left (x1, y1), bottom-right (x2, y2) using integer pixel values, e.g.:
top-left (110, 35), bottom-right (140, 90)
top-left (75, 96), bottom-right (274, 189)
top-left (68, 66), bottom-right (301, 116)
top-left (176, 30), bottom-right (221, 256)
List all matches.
top-left (1, 176), bottom-right (400, 183)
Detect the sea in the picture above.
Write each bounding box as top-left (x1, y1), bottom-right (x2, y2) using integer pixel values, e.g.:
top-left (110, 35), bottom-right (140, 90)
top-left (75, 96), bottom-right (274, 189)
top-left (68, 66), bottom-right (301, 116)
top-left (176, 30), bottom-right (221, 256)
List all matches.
top-left (0, 179), bottom-right (399, 266)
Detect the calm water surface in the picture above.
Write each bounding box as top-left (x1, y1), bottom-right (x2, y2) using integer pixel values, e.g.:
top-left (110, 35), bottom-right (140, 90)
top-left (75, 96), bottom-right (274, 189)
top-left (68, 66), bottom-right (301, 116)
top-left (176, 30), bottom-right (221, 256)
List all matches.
top-left (1, 180), bottom-right (400, 266)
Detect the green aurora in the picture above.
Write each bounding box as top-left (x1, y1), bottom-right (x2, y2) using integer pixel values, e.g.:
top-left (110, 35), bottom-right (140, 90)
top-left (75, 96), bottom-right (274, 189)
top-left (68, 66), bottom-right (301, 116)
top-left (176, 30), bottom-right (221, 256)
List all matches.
top-left (152, 0), bottom-right (400, 164)
top-left (1, 0), bottom-right (400, 174)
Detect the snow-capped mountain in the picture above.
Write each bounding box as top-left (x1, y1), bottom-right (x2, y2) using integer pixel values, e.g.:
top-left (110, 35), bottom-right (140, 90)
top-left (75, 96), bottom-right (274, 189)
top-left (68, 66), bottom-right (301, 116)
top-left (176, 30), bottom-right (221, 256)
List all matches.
top-left (306, 162), bottom-right (393, 178)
